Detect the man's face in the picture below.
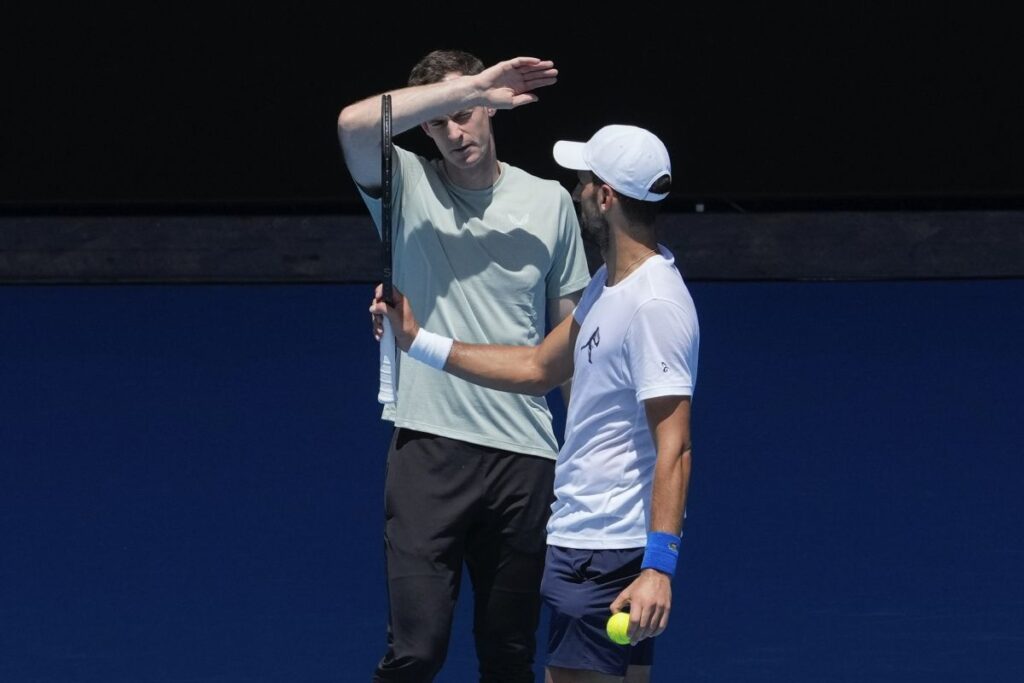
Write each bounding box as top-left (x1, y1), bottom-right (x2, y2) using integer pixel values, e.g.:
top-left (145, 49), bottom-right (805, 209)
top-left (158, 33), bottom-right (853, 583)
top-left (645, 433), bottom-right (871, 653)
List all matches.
top-left (422, 107), bottom-right (493, 169)
top-left (421, 72), bottom-right (493, 170)
top-left (574, 170), bottom-right (609, 249)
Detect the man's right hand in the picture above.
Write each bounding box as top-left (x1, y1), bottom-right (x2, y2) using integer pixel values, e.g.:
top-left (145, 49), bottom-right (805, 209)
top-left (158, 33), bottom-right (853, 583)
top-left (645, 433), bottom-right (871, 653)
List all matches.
top-left (471, 57), bottom-right (559, 110)
top-left (370, 284), bottom-right (419, 352)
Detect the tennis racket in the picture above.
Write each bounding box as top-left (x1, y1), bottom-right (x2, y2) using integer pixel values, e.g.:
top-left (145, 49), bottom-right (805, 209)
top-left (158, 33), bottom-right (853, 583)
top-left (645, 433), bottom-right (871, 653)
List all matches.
top-left (378, 93), bottom-right (397, 404)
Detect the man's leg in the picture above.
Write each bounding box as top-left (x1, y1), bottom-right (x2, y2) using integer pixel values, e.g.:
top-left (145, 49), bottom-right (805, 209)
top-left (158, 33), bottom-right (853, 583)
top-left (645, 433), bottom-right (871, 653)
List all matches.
top-left (545, 665), bottom-right (623, 682)
top-left (373, 430), bottom-right (479, 682)
top-left (543, 663), bottom-right (649, 682)
top-left (466, 450), bottom-right (554, 682)
top-left (540, 663), bottom-right (651, 682)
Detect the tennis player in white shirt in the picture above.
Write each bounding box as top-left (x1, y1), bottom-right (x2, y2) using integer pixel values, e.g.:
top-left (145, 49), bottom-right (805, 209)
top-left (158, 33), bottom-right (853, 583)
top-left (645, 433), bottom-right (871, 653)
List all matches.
top-left (372, 124), bottom-right (699, 683)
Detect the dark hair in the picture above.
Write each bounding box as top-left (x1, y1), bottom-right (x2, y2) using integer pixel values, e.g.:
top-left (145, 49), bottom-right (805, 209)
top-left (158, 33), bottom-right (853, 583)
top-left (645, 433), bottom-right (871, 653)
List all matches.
top-left (599, 173), bottom-right (672, 225)
top-left (408, 50), bottom-right (485, 86)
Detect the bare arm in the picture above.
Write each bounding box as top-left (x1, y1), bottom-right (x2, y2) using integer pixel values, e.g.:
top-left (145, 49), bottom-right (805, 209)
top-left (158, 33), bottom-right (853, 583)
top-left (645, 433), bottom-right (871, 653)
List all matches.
top-left (645, 396), bottom-right (692, 539)
top-left (548, 291), bottom-right (582, 404)
top-left (445, 313), bottom-right (577, 396)
top-left (609, 395), bottom-right (693, 644)
top-left (371, 284), bottom-right (578, 396)
top-left (337, 56), bottom-right (558, 192)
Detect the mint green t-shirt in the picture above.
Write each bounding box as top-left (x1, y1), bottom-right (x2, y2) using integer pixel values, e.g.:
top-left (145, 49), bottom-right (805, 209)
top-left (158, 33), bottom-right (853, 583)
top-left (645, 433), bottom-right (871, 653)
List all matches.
top-left (358, 145), bottom-right (591, 458)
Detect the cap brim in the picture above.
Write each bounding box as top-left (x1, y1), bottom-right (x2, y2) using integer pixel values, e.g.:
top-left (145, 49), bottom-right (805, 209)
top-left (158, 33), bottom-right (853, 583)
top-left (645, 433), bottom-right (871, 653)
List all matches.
top-left (552, 140), bottom-right (589, 171)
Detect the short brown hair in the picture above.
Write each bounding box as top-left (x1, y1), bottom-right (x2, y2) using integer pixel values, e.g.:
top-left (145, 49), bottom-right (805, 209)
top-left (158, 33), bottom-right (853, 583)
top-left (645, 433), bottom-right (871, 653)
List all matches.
top-left (408, 49), bottom-right (485, 86)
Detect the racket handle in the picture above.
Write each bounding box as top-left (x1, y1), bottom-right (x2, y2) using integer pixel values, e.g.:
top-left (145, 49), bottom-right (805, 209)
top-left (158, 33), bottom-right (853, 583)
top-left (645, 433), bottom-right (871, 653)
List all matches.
top-left (378, 317), bottom-right (397, 404)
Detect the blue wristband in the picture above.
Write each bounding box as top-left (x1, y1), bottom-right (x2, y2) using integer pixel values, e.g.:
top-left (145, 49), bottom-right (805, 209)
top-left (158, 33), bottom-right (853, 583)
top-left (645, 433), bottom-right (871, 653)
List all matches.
top-left (641, 531), bottom-right (680, 577)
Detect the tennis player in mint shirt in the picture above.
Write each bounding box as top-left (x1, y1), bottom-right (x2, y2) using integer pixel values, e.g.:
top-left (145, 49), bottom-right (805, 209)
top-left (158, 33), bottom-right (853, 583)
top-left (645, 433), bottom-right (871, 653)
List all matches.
top-left (339, 50), bottom-right (589, 681)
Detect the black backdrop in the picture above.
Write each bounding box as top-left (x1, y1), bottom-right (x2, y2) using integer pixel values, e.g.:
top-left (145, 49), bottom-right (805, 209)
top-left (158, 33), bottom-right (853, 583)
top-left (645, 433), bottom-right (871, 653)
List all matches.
top-left (4, 4), bottom-right (1022, 210)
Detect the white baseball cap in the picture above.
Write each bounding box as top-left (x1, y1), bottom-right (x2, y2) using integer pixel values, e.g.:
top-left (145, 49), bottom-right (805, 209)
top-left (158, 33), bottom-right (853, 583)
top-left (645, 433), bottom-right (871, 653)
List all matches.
top-left (552, 124), bottom-right (671, 201)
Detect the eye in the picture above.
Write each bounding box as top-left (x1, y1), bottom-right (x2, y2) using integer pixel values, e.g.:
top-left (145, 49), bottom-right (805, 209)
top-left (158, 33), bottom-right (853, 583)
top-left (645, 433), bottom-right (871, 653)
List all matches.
top-left (452, 111), bottom-right (472, 124)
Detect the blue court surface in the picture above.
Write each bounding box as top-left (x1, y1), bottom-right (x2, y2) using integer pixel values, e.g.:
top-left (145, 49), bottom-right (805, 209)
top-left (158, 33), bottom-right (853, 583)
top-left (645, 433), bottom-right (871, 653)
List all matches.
top-left (1, 280), bottom-right (1022, 682)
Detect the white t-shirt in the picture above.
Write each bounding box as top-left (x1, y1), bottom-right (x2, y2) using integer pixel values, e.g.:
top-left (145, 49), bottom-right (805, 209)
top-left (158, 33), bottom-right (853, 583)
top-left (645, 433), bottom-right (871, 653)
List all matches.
top-left (358, 146), bottom-right (591, 458)
top-left (547, 245), bottom-right (699, 549)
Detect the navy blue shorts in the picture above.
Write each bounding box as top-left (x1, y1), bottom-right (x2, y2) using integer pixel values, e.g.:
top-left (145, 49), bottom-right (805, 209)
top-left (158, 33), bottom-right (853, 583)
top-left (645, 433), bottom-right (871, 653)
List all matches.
top-left (541, 545), bottom-right (655, 676)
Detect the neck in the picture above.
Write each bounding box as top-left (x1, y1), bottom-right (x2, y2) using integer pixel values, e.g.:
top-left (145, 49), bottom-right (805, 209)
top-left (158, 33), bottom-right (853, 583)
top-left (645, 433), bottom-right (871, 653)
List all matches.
top-left (442, 148), bottom-right (501, 190)
top-left (605, 228), bottom-right (658, 286)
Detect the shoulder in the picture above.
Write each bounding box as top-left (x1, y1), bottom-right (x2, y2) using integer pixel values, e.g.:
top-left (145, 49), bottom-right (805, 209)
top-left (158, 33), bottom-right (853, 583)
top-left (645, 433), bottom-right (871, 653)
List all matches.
top-left (391, 145), bottom-right (445, 198)
top-left (502, 163), bottom-right (571, 201)
top-left (626, 291), bottom-right (699, 360)
top-left (394, 144), bottom-right (431, 170)
top-left (635, 263), bottom-right (697, 318)
top-left (394, 145), bottom-right (439, 179)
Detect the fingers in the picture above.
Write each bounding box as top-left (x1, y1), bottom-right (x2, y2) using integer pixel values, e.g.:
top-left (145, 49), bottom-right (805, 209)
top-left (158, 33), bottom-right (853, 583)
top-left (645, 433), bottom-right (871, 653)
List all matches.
top-left (655, 606), bottom-right (670, 637)
top-left (610, 593), bottom-right (670, 643)
top-left (369, 283), bottom-right (388, 341)
top-left (510, 94), bottom-right (540, 108)
top-left (518, 63), bottom-right (557, 90)
top-left (520, 63), bottom-right (557, 78)
top-left (625, 602), bottom-right (671, 644)
top-left (609, 590), bottom-right (629, 614)
top-left (502, 57), bottom-right (558, 90)
top-left (613, 572), bottom-right (673, 643)
top-left (369, 282), bottom-right (403, 312)
top-left (369, 303), bottom-right (383, 342)
top-left (508, 56), bottom-right (548, 68)
top-left (372, 312), bottom-right (384, 341)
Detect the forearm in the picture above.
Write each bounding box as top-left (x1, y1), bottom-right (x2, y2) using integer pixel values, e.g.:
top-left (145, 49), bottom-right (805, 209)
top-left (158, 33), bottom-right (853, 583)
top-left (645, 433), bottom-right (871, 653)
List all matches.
top-left (648, 446), bottom-right (691, 535)
top-left (548, 294), bottom-right (580, 406)
top-left (612, 439), bottom-right (689, 638)
top-left (445, 341), bottom-right (557, 396)
top-left (338, 77), bottom-right (481, 157)
top-left (374, 285), bottom-right (576, 396)
top-left (643, 395), bottom-right (693, 537)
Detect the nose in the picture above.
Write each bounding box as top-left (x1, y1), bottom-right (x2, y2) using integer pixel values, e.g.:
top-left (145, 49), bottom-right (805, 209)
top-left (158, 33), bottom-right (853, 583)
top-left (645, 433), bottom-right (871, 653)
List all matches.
top-left (445, 121), bottom-right (462, 142)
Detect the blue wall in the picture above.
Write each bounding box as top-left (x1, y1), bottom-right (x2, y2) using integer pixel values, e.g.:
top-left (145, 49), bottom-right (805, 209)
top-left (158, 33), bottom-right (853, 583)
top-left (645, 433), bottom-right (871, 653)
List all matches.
top-left (1, 280), bottom-right (1022, 681)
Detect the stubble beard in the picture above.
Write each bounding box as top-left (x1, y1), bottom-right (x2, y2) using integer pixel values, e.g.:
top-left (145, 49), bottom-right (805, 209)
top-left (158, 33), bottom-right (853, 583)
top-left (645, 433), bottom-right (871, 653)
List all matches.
top-left (580, 209), bottom-right (610, 252)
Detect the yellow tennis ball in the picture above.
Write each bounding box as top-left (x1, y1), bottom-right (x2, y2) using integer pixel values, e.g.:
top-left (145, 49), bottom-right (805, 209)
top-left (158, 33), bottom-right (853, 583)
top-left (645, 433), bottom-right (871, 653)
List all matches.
top-left (606, 612), bottom-right (631, 645)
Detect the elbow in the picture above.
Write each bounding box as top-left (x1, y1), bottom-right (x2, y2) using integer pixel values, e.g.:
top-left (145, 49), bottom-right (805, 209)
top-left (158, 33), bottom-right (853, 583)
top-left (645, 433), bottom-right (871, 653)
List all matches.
top-left (337, 105), bottom-right (355, 132)
top-left (524, 364), bottom-right (562, 397)
top-left (524, 381), bottom-right (553, 397)
top-left (507, 369), bottom-right (550, 397)
top-left (504, 356), bottom-right (556, 396)
top-left (336, 106), bottom-right (362, 147)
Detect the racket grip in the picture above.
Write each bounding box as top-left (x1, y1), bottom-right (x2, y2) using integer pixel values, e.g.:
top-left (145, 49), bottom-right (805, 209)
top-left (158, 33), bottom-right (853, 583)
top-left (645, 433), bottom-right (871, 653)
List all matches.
top-left (378, 317), bottom-right (397, 404)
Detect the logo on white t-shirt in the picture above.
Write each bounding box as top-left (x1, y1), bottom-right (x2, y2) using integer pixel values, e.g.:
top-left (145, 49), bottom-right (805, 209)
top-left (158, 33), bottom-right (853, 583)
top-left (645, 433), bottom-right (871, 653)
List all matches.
top-left (580, 328), bottom-right (600, 363)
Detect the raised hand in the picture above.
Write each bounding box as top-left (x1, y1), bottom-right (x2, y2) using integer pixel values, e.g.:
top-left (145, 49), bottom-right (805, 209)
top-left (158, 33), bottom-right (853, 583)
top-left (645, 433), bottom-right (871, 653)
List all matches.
top-left (473, 57), bottom-right (558, 109)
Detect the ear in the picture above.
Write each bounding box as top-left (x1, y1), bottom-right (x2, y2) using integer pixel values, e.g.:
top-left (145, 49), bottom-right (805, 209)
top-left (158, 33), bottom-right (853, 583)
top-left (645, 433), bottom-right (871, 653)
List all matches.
top-left (486, 107), bottom-right (496, 117)
top-left (420, 122), bottom-right (430, 136)
top-left (597, 183), bottom-right (616, 211)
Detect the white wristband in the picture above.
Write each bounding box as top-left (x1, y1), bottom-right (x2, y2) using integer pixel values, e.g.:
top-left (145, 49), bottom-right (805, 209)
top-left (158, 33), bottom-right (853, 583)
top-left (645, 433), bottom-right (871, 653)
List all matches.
top-left (408, 329), bottom-right (454, 370)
